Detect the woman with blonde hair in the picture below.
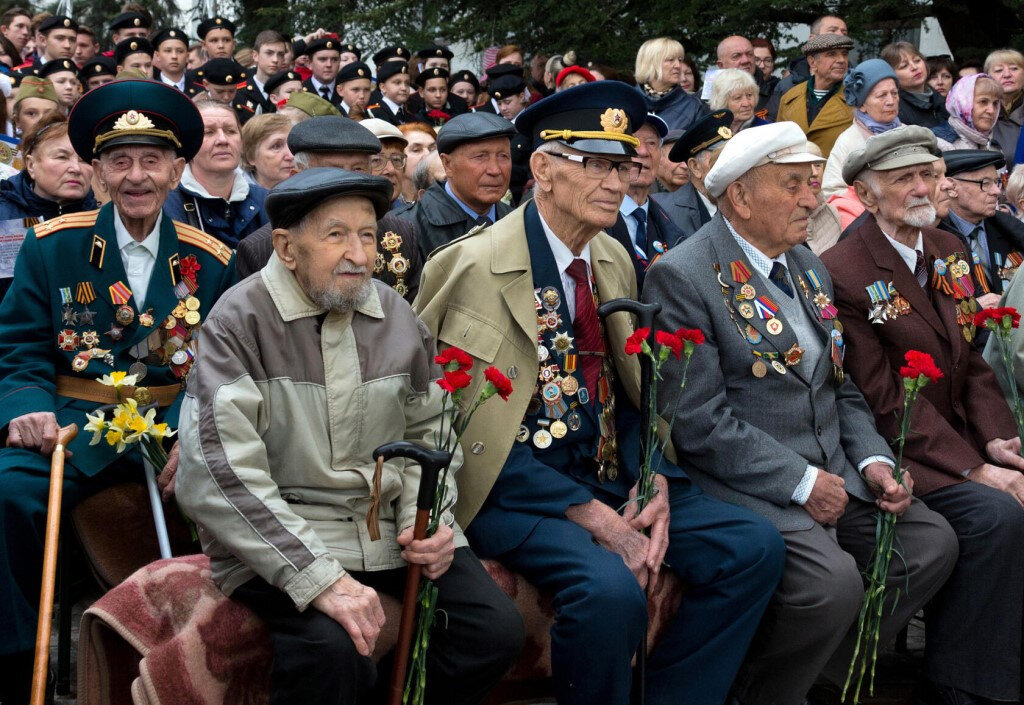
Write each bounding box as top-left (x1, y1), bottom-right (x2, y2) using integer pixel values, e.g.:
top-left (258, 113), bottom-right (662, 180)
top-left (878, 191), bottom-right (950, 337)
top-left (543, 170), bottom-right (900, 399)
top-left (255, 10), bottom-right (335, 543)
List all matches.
top-left (634, 36), bottom-right (709, 130)
top-left (937, 73), bottom-right (1003, 151)
top-left (240, 113), bottom-right (294, 190)
top-left (985, 48), bottom-right (1024, 164)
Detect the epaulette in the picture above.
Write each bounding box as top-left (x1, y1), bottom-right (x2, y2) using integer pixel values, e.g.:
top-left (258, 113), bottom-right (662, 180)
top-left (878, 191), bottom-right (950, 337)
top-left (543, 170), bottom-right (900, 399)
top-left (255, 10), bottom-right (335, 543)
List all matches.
top-left (34, 210), bottom-right (100, 238)
top-left (174, 221), bottom-right (232, 265)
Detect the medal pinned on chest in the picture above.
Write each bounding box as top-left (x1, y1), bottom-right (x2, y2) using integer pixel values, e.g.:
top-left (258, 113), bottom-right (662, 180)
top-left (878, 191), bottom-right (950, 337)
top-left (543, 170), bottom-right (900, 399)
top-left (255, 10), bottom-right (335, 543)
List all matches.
top-left (998, 251), bottom-right (1023, 287)
top-left (753, 296), bottom-right (783, 335)
top-left (804, 269), bottom-right (838, 320)
top-left (931, 253), bottom-right (979, 342)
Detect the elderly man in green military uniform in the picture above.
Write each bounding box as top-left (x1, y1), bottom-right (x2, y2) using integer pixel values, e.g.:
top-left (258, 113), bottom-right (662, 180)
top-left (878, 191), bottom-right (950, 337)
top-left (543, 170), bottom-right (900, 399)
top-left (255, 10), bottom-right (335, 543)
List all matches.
top-left (0, 78), bottom-right (235, 703)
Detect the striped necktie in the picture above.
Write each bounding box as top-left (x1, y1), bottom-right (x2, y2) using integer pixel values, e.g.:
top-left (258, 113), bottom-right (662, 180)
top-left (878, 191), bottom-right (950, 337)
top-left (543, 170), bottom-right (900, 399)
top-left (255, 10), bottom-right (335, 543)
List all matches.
top-left (566, 258), bottom-right (604, 400)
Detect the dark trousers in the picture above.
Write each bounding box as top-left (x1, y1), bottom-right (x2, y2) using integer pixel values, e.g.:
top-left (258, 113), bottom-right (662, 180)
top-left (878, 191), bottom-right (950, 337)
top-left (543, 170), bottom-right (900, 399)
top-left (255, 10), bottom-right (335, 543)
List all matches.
top-left (919, 481), bottom-right (1024, 701)
top-left (232, 547), bottom-right (524, 705)
top-left (473, 478), bottom-right (786, 705)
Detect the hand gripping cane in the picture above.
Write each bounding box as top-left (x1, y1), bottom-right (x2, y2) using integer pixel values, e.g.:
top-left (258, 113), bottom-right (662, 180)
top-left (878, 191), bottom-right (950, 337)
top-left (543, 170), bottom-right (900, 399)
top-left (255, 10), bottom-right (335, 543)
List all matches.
top-left (597, 299), bottom-right (661, 705)
top-left (373, 442), bottom-right (453, 705)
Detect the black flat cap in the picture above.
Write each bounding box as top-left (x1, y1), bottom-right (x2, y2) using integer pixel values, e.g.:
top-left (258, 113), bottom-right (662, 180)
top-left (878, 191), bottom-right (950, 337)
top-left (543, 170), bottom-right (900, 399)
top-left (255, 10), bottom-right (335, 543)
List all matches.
top-left (490, 74), bottom-right (525, 100)
top-left (197, 58), bottom-right (246, 85)
top-left (337, 61), bottom-right (372, 84)
top-left (267, 168), bottom-right (393, 227)
top-left (414, 66), bottom-right (449, 88)
top-left (287, 115), bottom-right (381, 155)
top-left (669, 109), bottom-right (734, 162)
top-left (110, 11), bottom-right (151, 31)
top-left (79, 57), bottom-right (116, 83)
top-left (372, 45), bottom-right (409, 67)
top-left (449, 69), bottom-right (479, 91)
top-left (416, 45), bottom-right (453, 61)
top-left (943, 149), bottom-right (1006, 176)
top-left (114, 37), bottom-right (154, 66)
top-left (39, 16), bottom-right (78, 34)
top-left (264, 69), bottom-right (302, 95)
top-left (152, 27), bottom-right (188, 49)
top-left (38, 59), bottom-right (77, 78)
top-left (377, 61), bottom-right (409, 83)
top-left (437, 112), bottom-right (516, 154)
top-left (197, 17), bottom-right (235, 38)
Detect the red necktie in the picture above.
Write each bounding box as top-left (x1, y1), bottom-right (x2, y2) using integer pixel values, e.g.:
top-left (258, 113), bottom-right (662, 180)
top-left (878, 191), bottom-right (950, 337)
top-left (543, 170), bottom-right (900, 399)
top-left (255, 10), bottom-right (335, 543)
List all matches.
top-left (565, 258), bottom-right (604, 399)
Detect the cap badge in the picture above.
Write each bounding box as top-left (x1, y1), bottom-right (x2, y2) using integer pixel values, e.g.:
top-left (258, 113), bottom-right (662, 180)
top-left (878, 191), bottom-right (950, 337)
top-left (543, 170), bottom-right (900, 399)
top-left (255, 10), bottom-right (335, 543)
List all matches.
top-left (133, 18), bottom-right (140, 26)
top-left (130, 41), bottom-right (138, 50)
top-left (226, 74), bottom-right (233, 81)
top-left (113, 110), bottom-right (155, 131)
top-left (600, 108), bottom-right (628, 134)
top-left (718, 126), bottom-right (733, 139)
top-left (215, 18), bottom-right (222, 24)
top-left (169, 30), bottom-right (176, 36)
top-left (358, 68), bottom-right (364, 76)
top-left (326, 41), bottom-right (334, 49)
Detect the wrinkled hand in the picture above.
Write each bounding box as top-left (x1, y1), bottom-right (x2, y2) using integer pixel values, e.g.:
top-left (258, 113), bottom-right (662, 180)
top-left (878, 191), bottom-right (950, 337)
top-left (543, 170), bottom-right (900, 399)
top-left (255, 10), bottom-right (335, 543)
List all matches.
top-left (158, 441), bottom-right (180, 501)
top-left (986, 437), bottom-right (1024, 471)
top-left (969, 462), bottom-right (1024, 508)
top-left (567, 500), bottom-right (651, 589)
top-left (623, 475), bottom-right (670, 579)
top-left (804, 471), bottom-right (847, 525)
top-left (977, 293), bottom-right (1002, 310)
top-left (7, 412), bottom-right (63, 455)
top-left (311, 574), bottom-right (386, 657)
top-left (397, 524), bottom-right (455, 580)
top-left (862, 461), bottom-right (913, 516)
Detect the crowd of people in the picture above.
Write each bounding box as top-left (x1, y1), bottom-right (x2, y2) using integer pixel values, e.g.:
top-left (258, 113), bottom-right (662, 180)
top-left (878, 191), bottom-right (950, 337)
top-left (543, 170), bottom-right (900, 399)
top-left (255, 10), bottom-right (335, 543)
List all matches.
top-left (1, 4), bottom-right (1024, 705)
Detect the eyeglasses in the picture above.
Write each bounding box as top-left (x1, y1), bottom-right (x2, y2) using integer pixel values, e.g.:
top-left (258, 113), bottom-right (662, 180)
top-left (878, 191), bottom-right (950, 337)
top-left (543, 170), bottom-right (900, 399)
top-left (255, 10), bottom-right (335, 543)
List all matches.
top-left (952, 176), bottom-right (1000, 192)
top-left (753, 57), bottom-right (774, 66)
top-left (546, 152), bottom-right (641, 182)
top-left (369, 153), bottom-right (407, 172)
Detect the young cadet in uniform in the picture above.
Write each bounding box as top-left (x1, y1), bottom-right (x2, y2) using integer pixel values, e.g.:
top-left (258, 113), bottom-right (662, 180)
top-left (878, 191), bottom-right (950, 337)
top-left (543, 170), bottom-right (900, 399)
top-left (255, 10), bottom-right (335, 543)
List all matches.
top-left (367, 61), bottom-right (413, 126)
top-left (264, 69), bottom-right (303, 109)
top-left (113, 37), bottom-right (153, 78)
top-left (152, 28), bottom-right (197, 94)
top-left (194, 58), bottom-right (253, 124)
top-left (0, 78), bottom-right (235, 704)
top-left (38, 58), bottom-right (80, 110)
top-left (237, 30), bottom-right (289, 117)
top-left (335, 61), bottom-right (374, 119)
top-left (79, 57), bottom-right (116, 91)
top-left (196, 16), bottom-right (235, 60)
top-left (414, 81), bottom-right (785, 705)
top-left (302, 37), bottom-right (344, 109)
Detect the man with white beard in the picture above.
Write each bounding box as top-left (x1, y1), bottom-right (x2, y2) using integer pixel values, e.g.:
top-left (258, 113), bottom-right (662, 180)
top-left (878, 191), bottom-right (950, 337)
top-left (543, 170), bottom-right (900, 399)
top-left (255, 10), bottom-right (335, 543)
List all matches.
top-left (822, 125), bottom-right (1024, 705)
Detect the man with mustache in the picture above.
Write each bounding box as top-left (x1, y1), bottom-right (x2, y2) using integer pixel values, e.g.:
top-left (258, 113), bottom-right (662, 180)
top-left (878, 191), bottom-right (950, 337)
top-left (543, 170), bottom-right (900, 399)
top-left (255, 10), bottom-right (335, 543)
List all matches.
top-left (822, 126), bottom-right (1024, 705)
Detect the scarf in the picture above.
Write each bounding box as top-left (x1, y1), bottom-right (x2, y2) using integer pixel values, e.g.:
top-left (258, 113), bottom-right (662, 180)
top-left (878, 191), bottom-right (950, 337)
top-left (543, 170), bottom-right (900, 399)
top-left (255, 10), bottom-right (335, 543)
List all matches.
top-left (642, 82), bottom-right (674, 100)
top-left (948, 116), bottom-right (993, 148)
top-left (945, 72), bottom-right (1001, 128)
top-left (854, 109), bottom-right (901, 135)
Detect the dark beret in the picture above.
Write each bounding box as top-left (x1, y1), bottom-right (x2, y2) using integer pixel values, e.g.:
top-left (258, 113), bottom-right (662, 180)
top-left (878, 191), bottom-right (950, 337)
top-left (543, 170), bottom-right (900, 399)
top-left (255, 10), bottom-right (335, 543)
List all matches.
top-left (287, 115), bottom-right (381, 155)
top-left (372, 45), bottom-right (410, 67)
top-left (449, 69), bottom-right (479, 91)
top-left (196, 58), bottom-right (246, 86)
top-left (38, 59), bottom-right (77, 78)
top-left (437, 112), bottom-right (516, 154)
top-left (485, 63), bottom-right (522, 83)
top-left (39, 16), bottom-right (78, 34)
top-left (114, 37), bottom-right (154, 67)
top-left (416, 45), bottom-right (454, 61)
top-left (377, 61), bottom-right (409, 83)
top-left (414, 66), bottom-right (449, 88)
top-left (152, 27), bottom-right (189, 49)
top-left (337, 61), bottom-right (372, 84)
top-left (79, 57), bottom-right (116, 83)
top-left (942, 148), bottom-right (1006, 176)
top-left (489, 74), bottom-right (525, 100)
top-left (305, 38), bottom-right (359, 59)
top-left (110, 11), bottom-right (151, 31)
top-left (264, 69), bottom-right (302, 95)
top-left (266, 168), bottom-right (394, 227)
top-left (197, 17), bottom-right (236, 38)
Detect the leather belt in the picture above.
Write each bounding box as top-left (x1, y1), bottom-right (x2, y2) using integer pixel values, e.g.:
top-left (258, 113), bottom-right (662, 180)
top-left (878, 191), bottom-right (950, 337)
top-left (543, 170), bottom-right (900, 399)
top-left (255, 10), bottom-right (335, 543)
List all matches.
top-left (56, 376), bottom-right (181, 407)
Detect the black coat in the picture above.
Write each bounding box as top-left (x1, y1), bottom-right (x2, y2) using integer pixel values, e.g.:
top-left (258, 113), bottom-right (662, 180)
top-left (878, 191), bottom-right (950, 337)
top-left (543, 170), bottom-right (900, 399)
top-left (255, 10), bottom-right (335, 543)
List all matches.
top-left (366, 90), bottom-right (414, 125)
top-left (400, 182), bottom-right (512, 258)
top-left (606, 197), bottom-right (688, 290)
top-left (302, 78), bottom-right (344, 108)
top-left (898, 89), bottom-right (949, 129)
top-left (237, 77), bottom-right (276, 115)
top-left (937, 210), bottom-right (1024, 293)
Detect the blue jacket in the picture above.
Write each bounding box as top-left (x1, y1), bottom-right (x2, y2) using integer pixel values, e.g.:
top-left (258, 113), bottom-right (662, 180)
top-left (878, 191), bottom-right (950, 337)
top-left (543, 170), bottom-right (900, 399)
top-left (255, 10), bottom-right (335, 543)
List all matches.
top-left (163, 169), bottom-right (269, 248)
top-left (636, 85), bottom-right (710, 132)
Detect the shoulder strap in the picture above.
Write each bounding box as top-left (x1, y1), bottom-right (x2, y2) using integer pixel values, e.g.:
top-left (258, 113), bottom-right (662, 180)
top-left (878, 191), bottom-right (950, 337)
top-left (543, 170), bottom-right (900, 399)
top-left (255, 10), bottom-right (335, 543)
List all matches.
top-left (33, 209), bottom-right (100, 238)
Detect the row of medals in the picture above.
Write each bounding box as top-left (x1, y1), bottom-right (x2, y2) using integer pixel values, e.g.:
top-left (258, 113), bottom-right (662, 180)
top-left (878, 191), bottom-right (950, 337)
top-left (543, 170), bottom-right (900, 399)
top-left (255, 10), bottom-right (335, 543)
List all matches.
top-left (724, 278), bottom-right (804, 378)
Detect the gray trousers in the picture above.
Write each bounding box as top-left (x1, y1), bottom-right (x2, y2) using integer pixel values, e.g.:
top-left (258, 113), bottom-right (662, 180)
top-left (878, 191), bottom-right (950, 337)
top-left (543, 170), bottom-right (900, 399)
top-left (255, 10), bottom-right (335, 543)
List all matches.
top-left (733, 497), bottom-right (958, 705)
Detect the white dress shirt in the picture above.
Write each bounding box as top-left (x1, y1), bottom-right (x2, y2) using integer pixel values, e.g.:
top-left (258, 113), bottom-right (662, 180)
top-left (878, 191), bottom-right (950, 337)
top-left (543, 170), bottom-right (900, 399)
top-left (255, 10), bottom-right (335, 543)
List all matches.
top-left (114, 207), bottom-right (162, 310)
top-left (882, 231), bottom-right (924, 276)
top-left (539, 210), bottom-right (592, 321)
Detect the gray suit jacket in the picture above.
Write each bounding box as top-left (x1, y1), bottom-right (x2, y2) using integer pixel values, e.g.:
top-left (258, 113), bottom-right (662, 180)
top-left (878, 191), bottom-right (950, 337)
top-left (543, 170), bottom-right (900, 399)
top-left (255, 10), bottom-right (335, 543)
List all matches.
top-left (642, 214), bottom-right (890, 531)
top-left (651, 182), bottom-right (711, 242)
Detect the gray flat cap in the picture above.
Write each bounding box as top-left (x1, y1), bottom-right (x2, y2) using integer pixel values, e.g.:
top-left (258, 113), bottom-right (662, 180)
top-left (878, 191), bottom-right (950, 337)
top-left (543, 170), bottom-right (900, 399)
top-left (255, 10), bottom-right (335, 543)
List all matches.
top-left (802, 33), bottom-right (854, 56)
top-left (287, 116), bottom-right (382, 155)
top-left (842, 124), bottom-right (940, 184)
top-left (266, 168), bottom-right (393, 227)
top-left (436, 112), bottom-right (516, 154)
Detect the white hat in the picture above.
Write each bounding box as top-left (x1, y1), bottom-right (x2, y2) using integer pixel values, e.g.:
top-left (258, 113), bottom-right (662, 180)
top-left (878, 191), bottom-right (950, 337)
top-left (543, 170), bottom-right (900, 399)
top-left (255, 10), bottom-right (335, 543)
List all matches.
top-left (704, 122), bottom-right (825, 198)
top-left (359, 118), bottom-right (408, 146)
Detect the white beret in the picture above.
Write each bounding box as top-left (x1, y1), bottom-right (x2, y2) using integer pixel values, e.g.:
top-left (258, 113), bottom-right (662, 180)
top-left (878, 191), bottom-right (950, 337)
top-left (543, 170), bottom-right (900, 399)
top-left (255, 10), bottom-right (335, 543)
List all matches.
top-left (359, 118), bottom-right (408, 146)
top-left (704, 122), bottom-right (825, 198)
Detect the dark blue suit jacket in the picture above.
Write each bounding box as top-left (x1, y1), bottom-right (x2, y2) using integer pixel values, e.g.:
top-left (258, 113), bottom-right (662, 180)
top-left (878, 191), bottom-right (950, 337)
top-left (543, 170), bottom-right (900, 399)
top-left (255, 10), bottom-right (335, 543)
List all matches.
top-left (607, 196), bottom-right (687, 290)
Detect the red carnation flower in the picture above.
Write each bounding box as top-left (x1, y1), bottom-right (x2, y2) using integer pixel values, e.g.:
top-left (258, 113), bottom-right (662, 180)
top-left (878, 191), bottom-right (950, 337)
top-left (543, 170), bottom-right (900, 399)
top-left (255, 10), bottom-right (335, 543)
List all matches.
top-left (180, 254), bottom-right (201, 284)
top-left (435, 347), bottom-right (473, 372)
top-left (655, 330), bottom-right (684, 359)
top-left (437, 369), bottom-right (472, 393)
top-left (675, 328), bottom-right (705, 346)
top-left (483, 366), bottom-right (513, 400)
top-left (899, 350), bottom-right (943, 384)
top-left (624, 327), bottom-right (650, 355)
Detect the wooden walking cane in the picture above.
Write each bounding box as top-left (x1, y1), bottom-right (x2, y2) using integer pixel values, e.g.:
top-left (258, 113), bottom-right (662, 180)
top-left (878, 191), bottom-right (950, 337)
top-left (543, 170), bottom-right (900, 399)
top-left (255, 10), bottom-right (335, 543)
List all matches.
top-left (28, 423), bottom-right (79, 705)
top-left (597, 299), bottom-right (661, 705)
top-left (372, 441), bottom-right (453, 705)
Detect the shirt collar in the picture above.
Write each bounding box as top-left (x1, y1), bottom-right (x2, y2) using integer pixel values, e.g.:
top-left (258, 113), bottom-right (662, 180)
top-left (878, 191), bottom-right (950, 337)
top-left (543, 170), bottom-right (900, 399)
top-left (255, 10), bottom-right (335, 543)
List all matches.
top-left (881, 230), bottom-right (924, 273)
top-left (696, 189), bottom-right (718, 216)
top-left (444, 181), bottom-right (497, 222)
top-left (619, 193), bottom-right (648, 218)
top-left (948, 208), bottom-right (984, 237)
top-left (310, 76), bottom-right (334, 92)
top-left (252, 75), bottom-right (266, 95)
top-left (723, 216), bottom-right (787, 278)
top-left (538, 209), bottom-right (591, 278)
top-left (113, 206), bottom-right (162, 257)
top-left (160, 73), bottom-right (184, 91)
top-left (382, 95), bottom-right (401, 113)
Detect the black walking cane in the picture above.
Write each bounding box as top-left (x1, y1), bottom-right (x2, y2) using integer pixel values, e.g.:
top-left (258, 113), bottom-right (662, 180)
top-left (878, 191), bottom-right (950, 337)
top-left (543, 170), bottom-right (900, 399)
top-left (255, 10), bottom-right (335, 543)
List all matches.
top-left (597, 298), bottom-right (661, 705)
top-left (373, 441), bottom-right (453, 705)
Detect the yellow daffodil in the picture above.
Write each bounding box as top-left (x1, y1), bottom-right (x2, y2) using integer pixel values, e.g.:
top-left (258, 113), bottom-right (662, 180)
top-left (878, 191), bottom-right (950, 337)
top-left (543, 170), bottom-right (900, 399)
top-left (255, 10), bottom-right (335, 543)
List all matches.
top-left (98, 371), bottom-right (139, 389)
top-left (146, 422), bottom-right (176, 441)
top-left (84, 410), bottom-right (107, 446)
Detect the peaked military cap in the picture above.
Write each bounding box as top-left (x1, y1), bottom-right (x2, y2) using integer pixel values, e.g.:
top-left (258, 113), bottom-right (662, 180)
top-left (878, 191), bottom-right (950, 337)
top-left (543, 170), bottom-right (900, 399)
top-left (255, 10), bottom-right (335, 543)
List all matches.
top-left (515, 80), bottom-right (646, 156)
top-left (287, 115), bottom-right (381, 154)
top-left (39, 15), bottom-right (78, 34)
top-left (110, 11), bottom-right (151, 31)
top-left (372, 45), bottom-right (410, 67)
top-left (669, 109), bottom-right (734, 162)
top-left (68, 78), bottom-right (204, 161)
top-left (267, 168), bottom-right (394, 227)
top-left (436, 112), bottom-right (516, 154)
top-left (942, 148), bottom-right (1006, 177)
top-left (197, 58), bottom-right (246, 86)
top-left (114, 37), bottom-right (154, 67)
top-left (416, 45), bottom-right (454, 61)
top-left (79, 58), bottom-right (116, 83)
top-left (38, 59), bottom-right (77, 79)
top-left (152, 27), bottom-right (189, 49)
top-left (264, 69), bottom-right (302, 95)
top-left (414, 66), bottom-right (449, 88)
top-left (489, 74), bottom-right (526, 101)
top-left (197, 17), bottom-right (236, 38)
top-left (337, 61), bottom-right (372, 84)
top-left (377, 61), bottom-right (409, 83)
top-left (449, 69), bottom-right (479, 92)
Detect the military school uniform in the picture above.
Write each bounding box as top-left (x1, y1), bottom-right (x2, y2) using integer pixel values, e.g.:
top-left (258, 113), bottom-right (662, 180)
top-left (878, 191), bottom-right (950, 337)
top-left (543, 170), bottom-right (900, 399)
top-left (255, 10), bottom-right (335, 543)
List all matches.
top-left (0, 203), bottom-right (236, 656)
top-left (236, 77), bottom-right (276, 116)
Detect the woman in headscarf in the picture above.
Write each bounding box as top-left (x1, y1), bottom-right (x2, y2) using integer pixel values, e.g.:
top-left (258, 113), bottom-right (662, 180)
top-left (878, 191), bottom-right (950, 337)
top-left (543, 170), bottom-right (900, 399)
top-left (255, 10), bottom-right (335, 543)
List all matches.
top-left (937, 73), bottom-right (1003, 152)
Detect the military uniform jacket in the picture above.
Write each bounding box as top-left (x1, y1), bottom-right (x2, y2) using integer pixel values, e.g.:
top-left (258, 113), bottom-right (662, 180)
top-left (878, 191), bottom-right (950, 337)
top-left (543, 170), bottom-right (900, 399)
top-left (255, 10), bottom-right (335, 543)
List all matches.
top-left (237, 77), bottom-right (276, 115)
top-left (302, 78), bottom-right (344, 108)
top-left (402, 182), bottom-right (512, 258)
top-left (822, 215), bottom-right (1016, 497)
top-left (651, 182), bottom-right (712, 243)
top-left (641, 214), bottom-right (887, 531)
top-left (365, 90), bottom-right (414, 126)
top-left (0, 203), bottom-right (236, 476)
